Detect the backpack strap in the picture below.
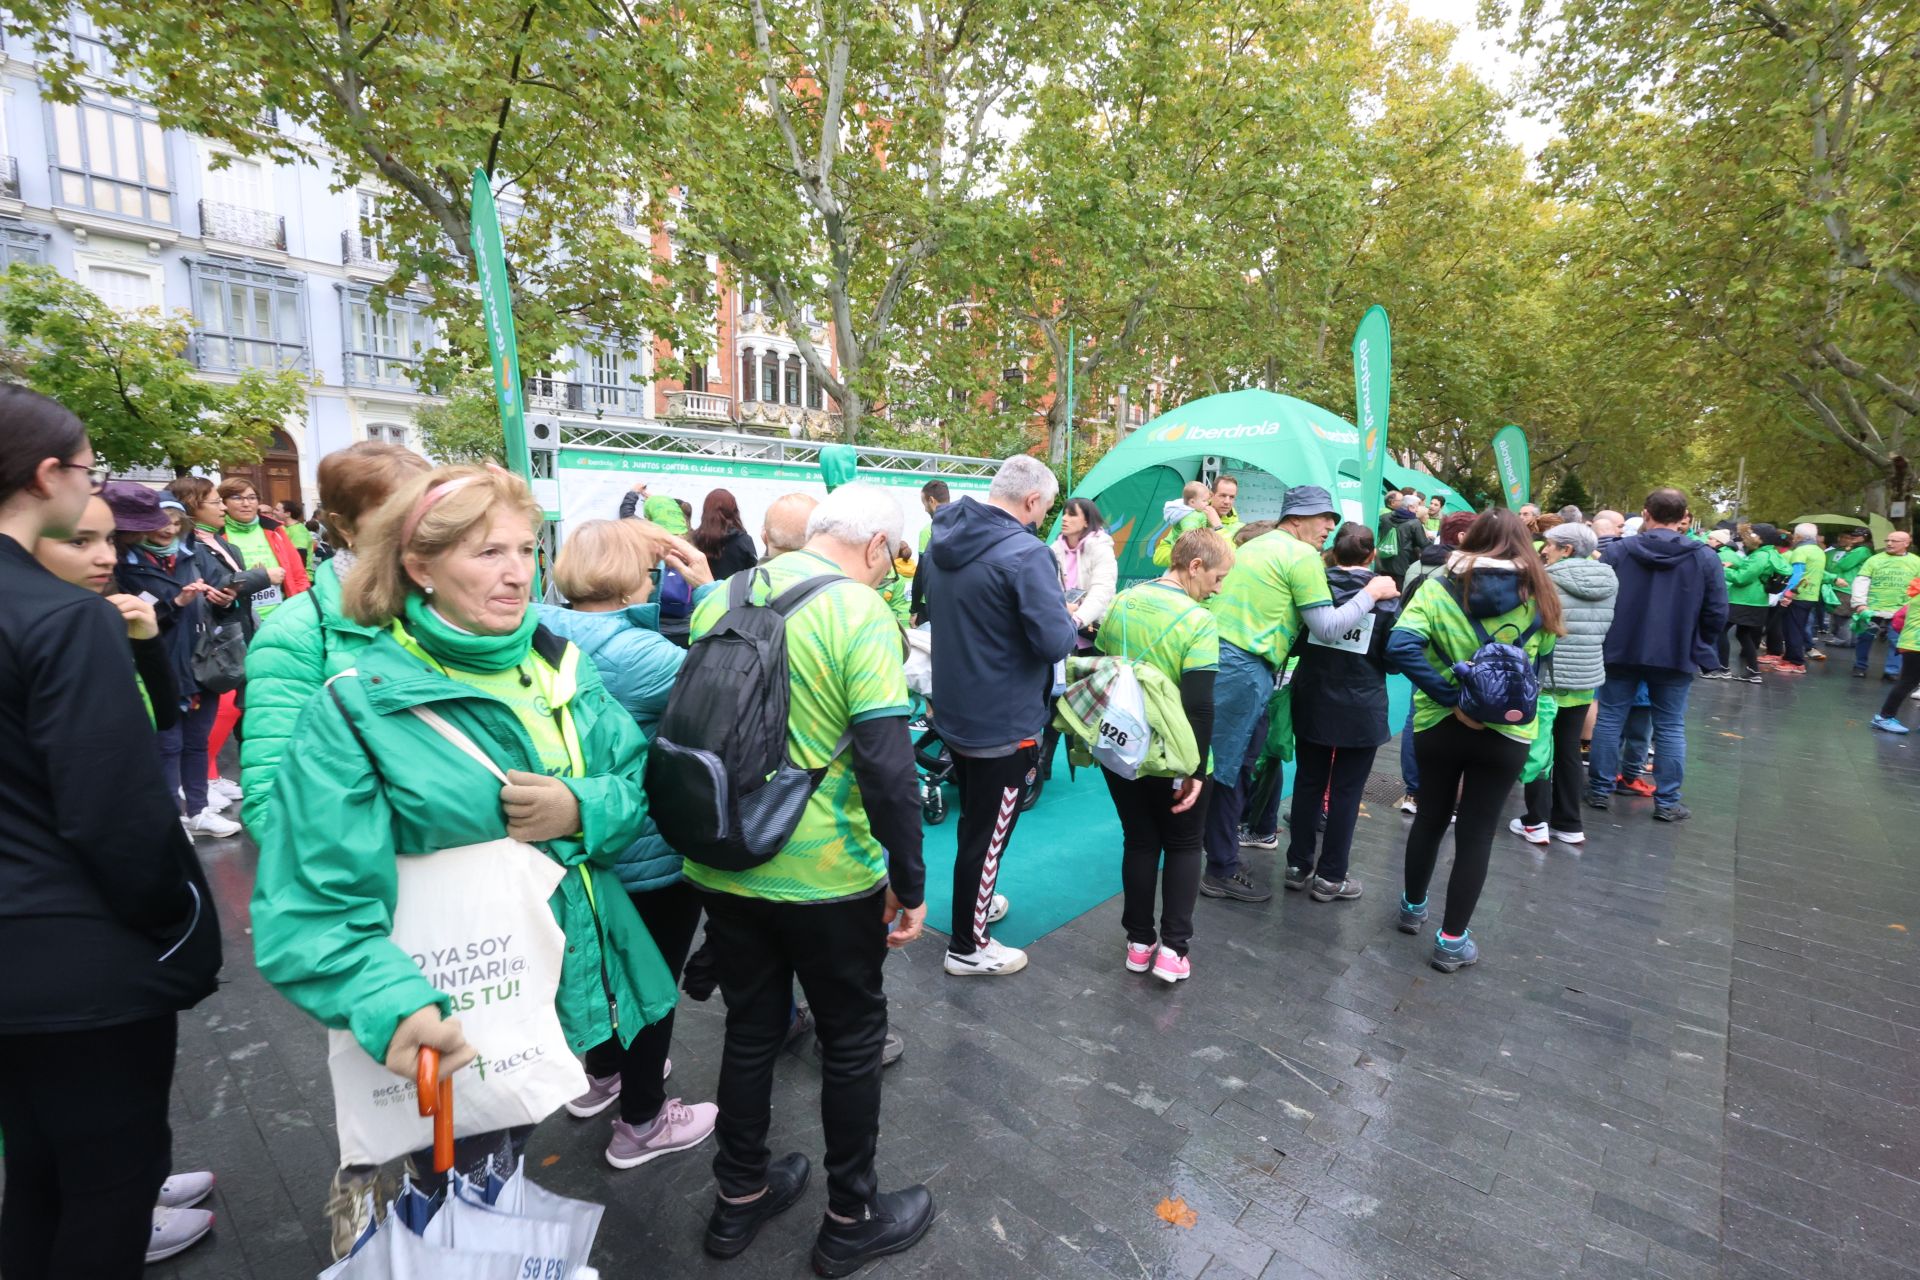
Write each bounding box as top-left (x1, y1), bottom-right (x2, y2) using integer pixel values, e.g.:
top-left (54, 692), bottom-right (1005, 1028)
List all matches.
top-left (768, 573), bottom-right (848, 617)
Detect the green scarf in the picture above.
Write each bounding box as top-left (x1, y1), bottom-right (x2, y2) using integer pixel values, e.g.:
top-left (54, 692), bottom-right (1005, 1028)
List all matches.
top-left (224, 515), bottom-right (259, 540)
top-left (194, 521), bottom-right (220, 535)
top-left (400, 593), bottom-right (538, 673)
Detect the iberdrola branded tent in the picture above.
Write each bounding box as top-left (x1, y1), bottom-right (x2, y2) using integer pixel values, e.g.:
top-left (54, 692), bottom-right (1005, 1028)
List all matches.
top-left (1069, 389), bottom-right (1465, 585)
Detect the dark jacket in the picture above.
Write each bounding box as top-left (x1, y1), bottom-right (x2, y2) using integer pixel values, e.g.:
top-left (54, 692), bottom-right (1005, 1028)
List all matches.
top-left (1378, 506), bottom-right (1430, 583)
top-left (115, 544), bottom-right (212, 702)
top-left (701, 528), bottom-right (759, 581)
top-left (924, 496), bottom-right (1078, 752)
top-left (1292, 566), bottom-right (1393, 748)
top-left (1600, 529), bottom-right (1728, 674)
top-left (0, 536), bottom-right (221, 1033)
top-left (192, 527), bottom-right (275, 640)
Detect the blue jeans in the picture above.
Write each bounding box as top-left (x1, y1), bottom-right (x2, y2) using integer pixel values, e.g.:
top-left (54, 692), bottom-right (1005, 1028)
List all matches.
top-left (1398, 707), bottom-right (1419, 794)
top-left (1588, 667), bottom-right (1691, 807)
top-left (1621, 704), bottom-right (1653, 777)
top-left (1204, 644), bottom-right (1276, 878)
top-left (1855, 621), bottom-right (1903, 676)
top-left (155, 695), bottom-right (219, 816)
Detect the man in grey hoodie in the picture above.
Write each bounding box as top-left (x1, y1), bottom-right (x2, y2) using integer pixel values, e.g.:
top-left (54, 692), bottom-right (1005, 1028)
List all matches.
top-left (923, 455), bottom-right (1078, 977)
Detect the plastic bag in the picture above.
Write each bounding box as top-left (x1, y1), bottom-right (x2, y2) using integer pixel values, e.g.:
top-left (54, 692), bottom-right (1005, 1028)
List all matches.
top-left (1519, 693), bottom-right (1557, 785)
top-left (903, 626), bottom-right (933, 698)
top-left (1090, 661), bottom-right (1152, 779)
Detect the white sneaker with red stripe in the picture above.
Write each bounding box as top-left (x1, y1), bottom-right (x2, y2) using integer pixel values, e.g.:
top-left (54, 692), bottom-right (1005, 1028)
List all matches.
top-left (944, 939), bottom-right (1028, 977)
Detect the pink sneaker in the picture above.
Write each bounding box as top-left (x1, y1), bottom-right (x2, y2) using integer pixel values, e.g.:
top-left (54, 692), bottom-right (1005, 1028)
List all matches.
top-left (606, 1097), bottom-right (718, 1170)
top-left (1151, 948), bottom-right (1191, 984)
top-left (1124, 941), bottom-right (1156, 972)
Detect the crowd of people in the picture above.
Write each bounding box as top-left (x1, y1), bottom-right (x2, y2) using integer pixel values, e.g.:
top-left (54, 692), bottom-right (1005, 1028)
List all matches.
top-left (3, 381), bottom-right (1914, 1279)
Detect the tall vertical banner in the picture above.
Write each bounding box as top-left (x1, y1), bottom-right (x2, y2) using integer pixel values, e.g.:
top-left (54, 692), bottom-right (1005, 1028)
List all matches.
top-left (471, 167), bottom-right (532, 486)
top-left (1492, 424), bottom-right (1531, 509)
top-left (1351, 306), bottom-right (1391, 519)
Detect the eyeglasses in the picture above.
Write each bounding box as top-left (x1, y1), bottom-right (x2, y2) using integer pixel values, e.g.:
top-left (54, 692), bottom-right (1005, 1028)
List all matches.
top-left (58, 462), bottom-right (109, 492)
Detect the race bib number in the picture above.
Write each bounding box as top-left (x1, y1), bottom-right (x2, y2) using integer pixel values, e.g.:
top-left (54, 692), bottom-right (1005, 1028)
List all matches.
top-left (1307, 612), bottom-right (1375, 654)
top-left (253, 583), bottom-right (284, 610)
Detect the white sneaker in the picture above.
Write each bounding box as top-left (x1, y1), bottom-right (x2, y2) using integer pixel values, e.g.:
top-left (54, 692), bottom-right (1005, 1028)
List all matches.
top-left (1508, 818), bottom-right (1548, 845)
top-left (1395, 794), bottom-right (1418, 814)
top-left (191, 788), bottom-right (234, 813)
top-left (944, 939), bottom-right (1028, 977)
top-left (147, 1206), bottom-right (214, 1263)
top-left (157, 1171), bottom-right (215, 1209)
top-left (1550, 828), bottom-right (1586, 845)
top-left (188, 809), bottom-right (242, 838)
top-left (210, 777), bottom-right (243, 802)
top-left (985, 893), bottom-right (1009, 924)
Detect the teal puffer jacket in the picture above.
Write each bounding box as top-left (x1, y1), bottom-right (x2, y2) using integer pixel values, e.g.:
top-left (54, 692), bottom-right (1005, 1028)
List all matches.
top-left (239, 558), bottom-right (383, 832)
top-left (534, 603), bottom-right (686, 893)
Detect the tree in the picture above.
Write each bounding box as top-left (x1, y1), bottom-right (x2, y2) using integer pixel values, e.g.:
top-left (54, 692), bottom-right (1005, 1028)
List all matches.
top-left (0, 265), bottom-right (307, 473)
top-left (1546, 472), bottom-right (1593, 516)
top-left (413, 376), bottom-right (507, 465)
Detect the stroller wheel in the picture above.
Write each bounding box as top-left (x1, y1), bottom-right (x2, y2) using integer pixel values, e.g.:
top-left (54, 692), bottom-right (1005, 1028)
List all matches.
top-left (923, 786), bottom-right (948, 825)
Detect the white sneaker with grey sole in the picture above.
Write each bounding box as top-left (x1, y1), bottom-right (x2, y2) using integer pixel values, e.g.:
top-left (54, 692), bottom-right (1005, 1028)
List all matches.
top-left (188, 808), bottom-right (242, 838)
top-left (944, 939), bottom-right (1028, 976)
top-left (147, 1206), bottom-right (214, 1263)
top-left (157, 1171), bottom-right (215, 1209)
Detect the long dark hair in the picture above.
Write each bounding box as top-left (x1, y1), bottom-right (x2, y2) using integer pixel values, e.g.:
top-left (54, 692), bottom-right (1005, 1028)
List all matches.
top-left (1325, 521), bottom-right (1375, 568)
top-left (0, 385), bottom-right (87, 505)
top-left (692, 488), bottom-right (746, 558)
top-left (1062, 496), bottom-right (1105, 535)
top-left (1453, 509), bottom-right (1565, 635)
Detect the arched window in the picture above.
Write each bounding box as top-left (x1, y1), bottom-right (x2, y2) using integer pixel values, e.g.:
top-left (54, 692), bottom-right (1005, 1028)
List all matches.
top-left (739, 347), bottom-right (755, 401)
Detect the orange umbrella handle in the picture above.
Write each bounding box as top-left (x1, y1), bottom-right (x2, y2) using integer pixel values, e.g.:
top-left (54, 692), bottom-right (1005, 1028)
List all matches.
top-left (415, 1047), bottom-right (455, 1173)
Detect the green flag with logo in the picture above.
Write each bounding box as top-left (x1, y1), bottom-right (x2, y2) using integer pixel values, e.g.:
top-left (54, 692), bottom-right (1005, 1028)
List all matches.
top-left (471, 167), bottom-right (531, 485)
top-left (1350, 306), bottom-right (1391, 522)
top-left (1492, 424), bottom-right (1531, 509)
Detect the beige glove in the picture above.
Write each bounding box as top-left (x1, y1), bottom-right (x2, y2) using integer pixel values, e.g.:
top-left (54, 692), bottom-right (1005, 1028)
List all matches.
top-left (384, 1004), bottom-right (475, 1081)
top-left (501, 770), bottom-right (582, 843)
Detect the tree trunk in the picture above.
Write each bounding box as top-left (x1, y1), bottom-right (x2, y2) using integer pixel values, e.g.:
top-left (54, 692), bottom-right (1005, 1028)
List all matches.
top-left (840, 386), bottom-right (862, 445)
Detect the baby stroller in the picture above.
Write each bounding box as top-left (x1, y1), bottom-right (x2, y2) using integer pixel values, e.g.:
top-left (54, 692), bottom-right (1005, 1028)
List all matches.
top-left (904, 627), bottom-right (1043, 824)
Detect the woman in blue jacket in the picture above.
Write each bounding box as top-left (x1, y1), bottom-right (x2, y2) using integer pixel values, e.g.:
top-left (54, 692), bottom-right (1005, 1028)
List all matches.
top-left (536, 518), bottom-right (718, 1170)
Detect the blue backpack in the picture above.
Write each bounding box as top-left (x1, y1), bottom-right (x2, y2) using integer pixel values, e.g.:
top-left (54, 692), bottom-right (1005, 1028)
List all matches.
top-left (1442, 582), bottom-right (1542, 727)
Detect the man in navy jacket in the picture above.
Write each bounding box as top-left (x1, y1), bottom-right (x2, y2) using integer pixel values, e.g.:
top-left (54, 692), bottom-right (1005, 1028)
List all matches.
top-left (923, 454), bottom-right (1077, 978)
top-left (1587, 487), bottom-right (1728, 821)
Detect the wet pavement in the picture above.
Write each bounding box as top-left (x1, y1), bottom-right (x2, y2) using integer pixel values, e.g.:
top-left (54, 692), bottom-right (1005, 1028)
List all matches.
top-left (142, 659), bottom-right (1920, 1279)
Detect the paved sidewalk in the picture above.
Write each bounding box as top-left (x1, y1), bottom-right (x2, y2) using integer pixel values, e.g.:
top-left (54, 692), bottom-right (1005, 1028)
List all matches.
top-left (136, 661), bottom-right (1920, 1278)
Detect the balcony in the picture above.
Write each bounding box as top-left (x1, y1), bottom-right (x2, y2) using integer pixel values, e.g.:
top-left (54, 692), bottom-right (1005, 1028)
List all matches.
top-left (739, 398), bottom-right (842, 439)
top-left (738, 307), bottom-right (829, 345)
top-left (664, 390), bottom-right (735, 426)
top-left (0, 157), bottom-right (18, 201)
top-left (344, 350), bottom-right (424, 391)
top-left (524, 376), bottom-right (646, 417)
top-left (342, 230), bottom-right (385, 268)
top-left (193, 331), bottom-right (308, 374)
top-left (198, 200), bottom-right (286, 251)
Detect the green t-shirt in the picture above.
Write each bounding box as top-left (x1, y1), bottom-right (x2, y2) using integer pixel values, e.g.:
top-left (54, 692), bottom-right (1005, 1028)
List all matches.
top-left (1096, 580), bottom-right (1219, 688)
top-left (1787, 542), bottom-right (1824, 599)
top-left (684, 549), bottom-right (911, 903)
top-left (917, 523), bottom-right (933, 555)
top-left (1392, 581), bottom-right (1556, 744)
top-left (1207, 529), bottom-right (1333, 667)
top-left (285, 522), bottom-right (313, 554)
top-left (877, 568), bottom-right (912, 626)
top-left (223, 517), bottom-right (284, 616)
top-left (1858, 552), bottom-right (1920, 615)
top-left (444, 664), bottom-right (574, 776)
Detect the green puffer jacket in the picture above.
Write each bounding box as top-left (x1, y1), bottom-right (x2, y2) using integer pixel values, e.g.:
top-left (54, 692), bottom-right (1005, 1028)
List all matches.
top-left (239, 558), bottom-right (383, 831)
top-left (250, 625), bottom-right (675, 1065)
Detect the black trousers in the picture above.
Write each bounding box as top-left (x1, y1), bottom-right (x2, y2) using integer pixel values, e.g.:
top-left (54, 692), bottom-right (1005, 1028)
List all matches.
top-left (1403, 715), bottom-right (1529, 937)
top-left (0, 1015), bottom-right (177, 1280)
top-left (1522, 701), bottom-right (1589, 833)
top-left (1101, 768), bottom-right (1207, 956)
top-left (1881, 650), bottom-right (1920, 718)
top-left (1783, 600), bottom-right (1814, 663)
top-left (1285, 740), bottom-right (1377, 883)
top-left (1731, 622), bottom-right (1762, 674)
top-left (702, 888), bottom-right (888, 1216)
top-left (948, 745), bottom-right (1038, 953)
top-left (583, 879), bottom-right (704, 1125)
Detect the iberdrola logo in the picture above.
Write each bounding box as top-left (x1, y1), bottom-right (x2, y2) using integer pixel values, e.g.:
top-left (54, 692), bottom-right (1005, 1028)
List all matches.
top-left (1152, 424), bottom-right (1188, 444)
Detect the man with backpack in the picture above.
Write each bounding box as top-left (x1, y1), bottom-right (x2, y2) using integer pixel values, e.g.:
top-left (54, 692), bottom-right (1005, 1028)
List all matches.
top-left (661, 483), bottom-right (935, 1275)
top-left (1587, 487), bottom-right (1728, 822)
top-left (923, 453), bottom-right (1079, 978)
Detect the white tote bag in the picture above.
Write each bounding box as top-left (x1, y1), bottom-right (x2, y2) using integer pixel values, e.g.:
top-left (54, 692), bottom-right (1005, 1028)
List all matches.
top-left (327, 709), bottom-right (589, 1168)
top-left (1090, 661), bottom-right (1152, 779)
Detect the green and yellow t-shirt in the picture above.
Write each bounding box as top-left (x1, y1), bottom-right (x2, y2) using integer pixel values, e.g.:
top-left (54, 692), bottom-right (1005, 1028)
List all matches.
top-left (223, 517), bottom-right (284, 616)
top-left (1787, 542), bottom-right (1825, 600)
top-left (684, 550), bottom-right (911, 903)
top-left (1207, 529), bottom-right (1332, 667)
top-left (1097, 580), bottom-right (1219, 688)
top-left (1858, 552), bottom-right (1920, 615)
top-left (1151, 508), bottom-right (1210, 568)
top-left (1392, 581), bottom-right (1556, 744)
top-left (877, 568), bottom-right (912, 627)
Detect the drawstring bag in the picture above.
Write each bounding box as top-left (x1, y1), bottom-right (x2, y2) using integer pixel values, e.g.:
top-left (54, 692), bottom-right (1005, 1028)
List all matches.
top-left (1089, 660), bottom-right (1152, 778)
top-left (1518, 693), bottom-right (1558, 784)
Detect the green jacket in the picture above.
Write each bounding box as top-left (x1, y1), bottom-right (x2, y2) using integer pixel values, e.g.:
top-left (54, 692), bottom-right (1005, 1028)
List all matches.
top-left (250, 625), bottom-right (674, 1065)
top-left (239, 559), bottom-right (384, 831)
top-left (1052, 655), bottom-right (1200, 779)
top-left (1830, 544), bottom-right (1872, 595)
top-left (1722, 547), bottom-right (1770, 607)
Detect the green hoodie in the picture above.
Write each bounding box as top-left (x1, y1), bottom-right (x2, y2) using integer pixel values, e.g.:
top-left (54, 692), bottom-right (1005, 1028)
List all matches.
top-left (250, 624), bottom-right (675, 1065)
top-left (1722, 547), bottom-right (1771, 607)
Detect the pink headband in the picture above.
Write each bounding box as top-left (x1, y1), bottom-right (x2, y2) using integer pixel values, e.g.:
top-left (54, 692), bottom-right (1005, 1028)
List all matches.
top-left (400, 476), bottom-right (480, 546)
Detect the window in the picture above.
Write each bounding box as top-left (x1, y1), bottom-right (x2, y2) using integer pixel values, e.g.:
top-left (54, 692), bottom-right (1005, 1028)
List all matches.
top-left (190, 260), bottom-right (305, 370)
top-left (89, 265), bottom-right (153, 312)
top-left (806, 374), bottom-right (822, 411)
top-left (684, 354), bottom-right (708, 393)
top-left (346, 191), bottom-right (385, 263)
top-left (784, 355), bottom-right (801, 406)
top-left (68, 11), bottom-right (116, 79)
top-left (739, 349), bottom-right (756, 402)
top-left (583, 347), bottom-right (626, 410)
top-left (367, 422), bottom-right (408, 446)
top-left (760, 355), bottom-right (780, 404)
top-left (203, 153), bottom-right (267, 211)
top-left (0, 224), bottom-right (48, 268)
top-left (51, 93), bottom-right (172, 224)
top-left (343, 287), bottom-right (434, 388)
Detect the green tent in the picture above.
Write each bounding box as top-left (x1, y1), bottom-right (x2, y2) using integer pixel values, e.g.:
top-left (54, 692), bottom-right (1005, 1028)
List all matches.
top-left (1384, 460), bottom-right (1473, 516)
top-left (1070, 389), bottom-right (1464, 584)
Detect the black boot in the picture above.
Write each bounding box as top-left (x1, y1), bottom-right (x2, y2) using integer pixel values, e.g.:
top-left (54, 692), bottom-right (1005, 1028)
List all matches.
top-left (810, 1186), bottom-right (935, 1277)
top-left (704, 1152), bottom-right (810, 1259)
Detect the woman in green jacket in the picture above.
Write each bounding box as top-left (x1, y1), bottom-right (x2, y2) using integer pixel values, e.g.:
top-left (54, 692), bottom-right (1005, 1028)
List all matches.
top-left (251, 464), bottom-right (676, 1199)
top-left (1721, 525), bottom-right (1779, 682)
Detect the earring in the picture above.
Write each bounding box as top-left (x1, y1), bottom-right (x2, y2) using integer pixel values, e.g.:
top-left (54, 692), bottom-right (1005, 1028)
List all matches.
top-left (423, 585), bottom-right (435, 596)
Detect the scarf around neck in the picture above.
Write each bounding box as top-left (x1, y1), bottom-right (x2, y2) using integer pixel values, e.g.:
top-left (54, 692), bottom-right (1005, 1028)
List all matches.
top-left (400, 592), bottom-right (537, 672)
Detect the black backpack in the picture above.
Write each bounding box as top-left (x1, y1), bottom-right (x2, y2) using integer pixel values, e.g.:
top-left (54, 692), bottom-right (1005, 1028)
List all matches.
top-left (644, 569), bottom-right (849, 870)
top-left (1441, 581), bottom-right (1543, 728)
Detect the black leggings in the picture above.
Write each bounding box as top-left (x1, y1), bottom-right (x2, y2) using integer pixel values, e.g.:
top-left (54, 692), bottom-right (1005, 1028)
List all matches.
top-left (1285, 740), bottom-right (1377, 883)
top-left (1522, 701), bottom-right (1589, 833)
top-left (1403, 715), bottom-right (1529, 937)
top-left (1102, 768), bottom-right (1207, 957)
top-left (1731, 623), bottom-right (1762, 674)
top-left (0, 1015), bottom-right (177, 1280)
top-left (1880, 650), bottom-right (1920, 718)
top-left (583, 879), bottom-right (704, 1124)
